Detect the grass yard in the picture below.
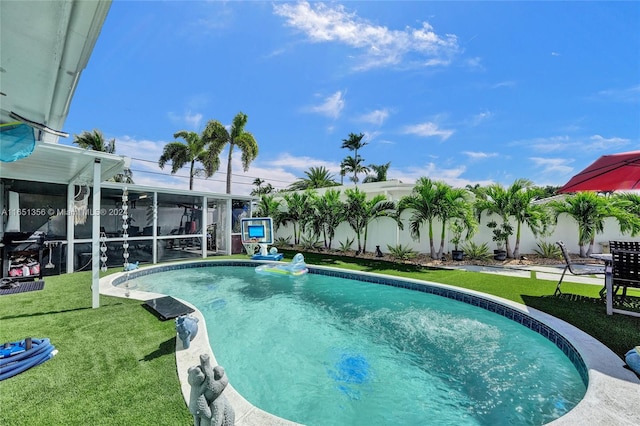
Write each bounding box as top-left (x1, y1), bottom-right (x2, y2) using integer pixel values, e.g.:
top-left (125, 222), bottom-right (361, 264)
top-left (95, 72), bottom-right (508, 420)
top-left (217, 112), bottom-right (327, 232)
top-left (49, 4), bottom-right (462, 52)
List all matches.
top-left (1, 252), bottom-right (638, 425)
top-left (0, 271), bottom-right (192, 425)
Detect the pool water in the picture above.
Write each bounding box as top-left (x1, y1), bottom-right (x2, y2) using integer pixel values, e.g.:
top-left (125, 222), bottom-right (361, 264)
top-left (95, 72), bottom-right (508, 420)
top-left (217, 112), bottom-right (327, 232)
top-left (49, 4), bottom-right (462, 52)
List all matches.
top-left (128, 266), bottom-right (586, 425)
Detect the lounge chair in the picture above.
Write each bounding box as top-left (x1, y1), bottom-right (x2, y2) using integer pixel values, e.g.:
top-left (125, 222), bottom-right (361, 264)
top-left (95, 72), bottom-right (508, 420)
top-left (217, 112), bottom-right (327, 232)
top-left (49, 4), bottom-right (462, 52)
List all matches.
top-left (554, 241), bottom-right (605, 296)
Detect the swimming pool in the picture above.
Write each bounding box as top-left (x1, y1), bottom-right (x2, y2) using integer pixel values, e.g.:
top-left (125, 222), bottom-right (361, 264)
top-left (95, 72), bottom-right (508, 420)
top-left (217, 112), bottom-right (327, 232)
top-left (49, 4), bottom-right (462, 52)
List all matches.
top-left (114, 262), bottom-right (592, 425)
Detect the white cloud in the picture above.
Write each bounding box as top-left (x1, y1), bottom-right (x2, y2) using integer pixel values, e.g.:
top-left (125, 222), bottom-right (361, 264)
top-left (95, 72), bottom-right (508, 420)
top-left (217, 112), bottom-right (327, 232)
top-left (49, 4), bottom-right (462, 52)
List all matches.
top-left (463, 151), bottom-right (498, 161)
top-left (491, 81), bottom-right (516, 89)
top-left (394, 162), bottom-right (492, 188)
top-left (266, 153), bottom-right (341, 174)
top-left (167, 110), bottom-right (203, 130)
top-left (470, 110), bottom-right (492, 126)
top-left (402, 122), bottom-right (454, 141)
top-left (358, 109), bottom-right (389, 126)
top-left (307, 91), bottom-right (345, 119)
top-left (515, 134), bottom-right (629, 153)
top-left (587, 135), bottom-right (630, 150)
top-left (529, 157), bottom-right (573, 175)
top-left (273, 1), bottom-right (459, 71)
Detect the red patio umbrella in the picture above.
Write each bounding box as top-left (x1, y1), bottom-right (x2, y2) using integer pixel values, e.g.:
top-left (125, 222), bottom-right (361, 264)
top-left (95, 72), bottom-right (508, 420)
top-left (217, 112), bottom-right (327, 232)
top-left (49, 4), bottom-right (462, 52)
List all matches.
top-left (558, 150), bottom-right (640, 193)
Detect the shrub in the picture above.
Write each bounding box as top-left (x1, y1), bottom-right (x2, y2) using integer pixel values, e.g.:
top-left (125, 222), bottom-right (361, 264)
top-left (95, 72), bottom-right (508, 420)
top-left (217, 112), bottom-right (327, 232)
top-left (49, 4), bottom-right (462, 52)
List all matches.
top-left (274, 236), bottom-right (292, 248)
top-left (460, 241), bottom-right (491, 260)
top-left (386, 244), bottom-right (418, 261)
top-left (338, 237), bottom-right (355, 253)
top-left (533, 241), bottom-right (561, 259)
top-left (300, 234), bottom-right (322, 250)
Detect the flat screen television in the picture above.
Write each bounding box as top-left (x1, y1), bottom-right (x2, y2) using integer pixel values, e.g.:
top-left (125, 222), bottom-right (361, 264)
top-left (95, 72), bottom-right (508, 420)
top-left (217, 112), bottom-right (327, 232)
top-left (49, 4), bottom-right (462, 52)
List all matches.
top-left (247, 225), bottom-right (266, 239)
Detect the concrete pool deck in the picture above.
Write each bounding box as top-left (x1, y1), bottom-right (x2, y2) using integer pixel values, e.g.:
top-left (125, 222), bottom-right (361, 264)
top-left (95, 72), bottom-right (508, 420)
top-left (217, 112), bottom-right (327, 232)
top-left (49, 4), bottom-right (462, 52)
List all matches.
top-left (100, 261), bottom-right (640, 425)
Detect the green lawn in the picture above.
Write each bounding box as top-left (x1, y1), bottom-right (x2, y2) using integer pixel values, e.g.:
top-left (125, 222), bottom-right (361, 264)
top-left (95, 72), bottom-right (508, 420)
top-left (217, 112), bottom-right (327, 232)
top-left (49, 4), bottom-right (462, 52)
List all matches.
top-left (1, 253), bottom-right (638, 425)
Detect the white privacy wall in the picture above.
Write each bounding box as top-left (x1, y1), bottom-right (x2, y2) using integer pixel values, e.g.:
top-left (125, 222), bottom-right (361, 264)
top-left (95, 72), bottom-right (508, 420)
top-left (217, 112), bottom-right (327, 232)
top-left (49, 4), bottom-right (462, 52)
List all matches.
top-left (271, 182), bottom-right (637, 255)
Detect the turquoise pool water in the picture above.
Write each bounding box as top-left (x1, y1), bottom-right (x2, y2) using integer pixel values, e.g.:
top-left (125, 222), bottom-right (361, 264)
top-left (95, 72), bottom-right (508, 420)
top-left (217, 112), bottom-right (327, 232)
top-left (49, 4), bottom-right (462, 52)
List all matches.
top-left (127, 266), bottom-right (586, 425)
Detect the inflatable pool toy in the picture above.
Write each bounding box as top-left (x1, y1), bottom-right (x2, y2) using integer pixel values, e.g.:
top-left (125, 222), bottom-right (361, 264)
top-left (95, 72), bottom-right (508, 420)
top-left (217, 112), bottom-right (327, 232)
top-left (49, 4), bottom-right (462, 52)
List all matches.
top-left (255, 253), bottom-right (308, 276)
top-left (626, 346), bottom-right (640, 375)
top-left (0, 337), bottom-right (57, 381)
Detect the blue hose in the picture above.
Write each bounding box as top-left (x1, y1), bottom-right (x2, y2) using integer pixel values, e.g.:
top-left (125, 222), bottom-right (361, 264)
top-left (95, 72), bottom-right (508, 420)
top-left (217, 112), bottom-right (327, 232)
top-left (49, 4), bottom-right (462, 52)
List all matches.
top-left (0, 338), bottom-right (56, 381)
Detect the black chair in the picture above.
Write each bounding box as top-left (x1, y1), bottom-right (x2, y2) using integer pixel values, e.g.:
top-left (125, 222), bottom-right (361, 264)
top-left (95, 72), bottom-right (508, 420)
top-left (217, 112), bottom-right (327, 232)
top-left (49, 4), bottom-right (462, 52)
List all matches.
top-left (554, 241), bottom-right (605, 296)
top-left (611, 249), bottom-right (640, 302)
top-left (610, 241), bottom-right (640, 252)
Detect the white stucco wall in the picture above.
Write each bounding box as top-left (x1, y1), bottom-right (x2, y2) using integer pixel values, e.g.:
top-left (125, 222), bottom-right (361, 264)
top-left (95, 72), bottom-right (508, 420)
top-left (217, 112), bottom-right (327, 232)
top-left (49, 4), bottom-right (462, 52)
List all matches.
top-left (271, 182), bottom-right (638, 256)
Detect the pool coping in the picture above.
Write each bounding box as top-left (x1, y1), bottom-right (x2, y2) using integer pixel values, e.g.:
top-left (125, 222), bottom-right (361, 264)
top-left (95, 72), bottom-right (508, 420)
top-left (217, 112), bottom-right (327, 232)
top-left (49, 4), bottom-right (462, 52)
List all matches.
top-left (100, 259), bottom-right (640, 426)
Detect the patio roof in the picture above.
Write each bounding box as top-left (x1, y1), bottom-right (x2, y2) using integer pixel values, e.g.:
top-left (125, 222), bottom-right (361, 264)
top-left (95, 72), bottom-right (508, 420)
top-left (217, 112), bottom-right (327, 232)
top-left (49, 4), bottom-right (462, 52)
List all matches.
top-left (1, 142), bottom-right (128, 186)
top-left (0, 0), bottom-right (122, 185)
top-left (0, 0), bottom-right (111, 143)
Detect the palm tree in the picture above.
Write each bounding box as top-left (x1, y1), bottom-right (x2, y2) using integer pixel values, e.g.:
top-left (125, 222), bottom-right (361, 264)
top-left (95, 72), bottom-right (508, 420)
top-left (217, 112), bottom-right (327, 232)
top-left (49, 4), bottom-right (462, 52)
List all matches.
top-left (203, 112), bottom-right (258, 194)
top-left (287, 166), bottom-right (339, 191)
top-left (280, 190), bottom-right (316, 245)
top-left (508, 181), bottom-right (551, 258)
top-left (343, 187), bottom-right (367, 253)
top-left (250, 178), bottom-right (274, 196)
top-left (254, 195), bottom-right (281, 227)
top-left (341, 132), bottom-right (367, 155)
top-left (74, 129), bottom-right (133, 183)
top-left (340, 155), bottom-right (370, 184)
top-left (397, 177), bottom-right (450, 259)
top-left (549, 192), bottom-right (609, 257)
top-left (473, 182), bottom-right (516, 257)
top-left (309, 189), bottom-right (344, 249)
top-left (158, 130), bottom-right (218, 190)
top-left (361, 194), bottom-right (397, 254)
top-left (612, 193), bottom-right (640, 234)
top-left (363, 162), bottom-right (391, 183)
top-left (341, 132), bottom-right (368, 184)
top-left (434, 186), bottom-right (476, 259)
top-left (550, 192), bottom-right (640, 256)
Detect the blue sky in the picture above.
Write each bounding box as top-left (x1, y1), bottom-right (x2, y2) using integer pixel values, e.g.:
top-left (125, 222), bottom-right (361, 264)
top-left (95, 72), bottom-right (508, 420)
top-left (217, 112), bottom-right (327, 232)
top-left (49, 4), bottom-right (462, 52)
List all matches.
top-left (61, 1), bottom-right (640, 195)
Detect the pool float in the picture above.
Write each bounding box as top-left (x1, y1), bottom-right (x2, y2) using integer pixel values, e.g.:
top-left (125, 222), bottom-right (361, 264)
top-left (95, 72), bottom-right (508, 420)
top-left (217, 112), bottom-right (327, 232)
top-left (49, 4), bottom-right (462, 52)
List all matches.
top-left (0, 338), bottom-right (57, 381)
top-left (255, 253), bottom-right (308, 276)
top-left (626, 346), bottom-right (640, 375)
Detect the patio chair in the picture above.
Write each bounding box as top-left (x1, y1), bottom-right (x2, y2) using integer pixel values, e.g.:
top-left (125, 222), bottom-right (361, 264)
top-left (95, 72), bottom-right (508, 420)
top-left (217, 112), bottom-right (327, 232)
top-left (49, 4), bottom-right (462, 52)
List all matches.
top-left (611, 249), bottom-right (640, 303)
top-left (554, 241), bottom-right (605, 296)
top-left (610, 241), bottom-right (640, 252)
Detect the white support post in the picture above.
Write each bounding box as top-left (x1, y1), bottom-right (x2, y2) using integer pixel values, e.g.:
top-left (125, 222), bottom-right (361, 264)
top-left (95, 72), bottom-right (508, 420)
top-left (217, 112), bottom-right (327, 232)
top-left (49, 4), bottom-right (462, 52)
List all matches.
top-left (152, 191), bottom-right (158, 264)
top-left (66, 183), bottom-right (75, 274)
top-left (202, 196), bottom-right (208, 258)
top-left (226, 198), bottom-right (232, 255)
top-left (91, 159), bottom-right (101, 309)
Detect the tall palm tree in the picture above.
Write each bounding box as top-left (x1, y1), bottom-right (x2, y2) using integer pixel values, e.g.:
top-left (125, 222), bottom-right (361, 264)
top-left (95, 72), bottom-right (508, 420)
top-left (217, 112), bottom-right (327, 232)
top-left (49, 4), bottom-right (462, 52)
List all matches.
top-left (287, 166), bottom-right (339, 191)
top-left (158, 130), bottom-right (218, 190)
top-left (341, 132), bottom-right (368, 158)
top-left (250, 178), bottom-right (274, 196)
top-left (363, 162), bottom-right (391, 183)
top-left (341, 132), bottom-right (368, 184)
top-left (203, 112), bottom-right (258, 194)
top-left (74, 129), bottom-right (133, 183)
top-left (340, 155), bottom-right (370, 184)
top-left (397, 177), bottom-right (450, 259)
